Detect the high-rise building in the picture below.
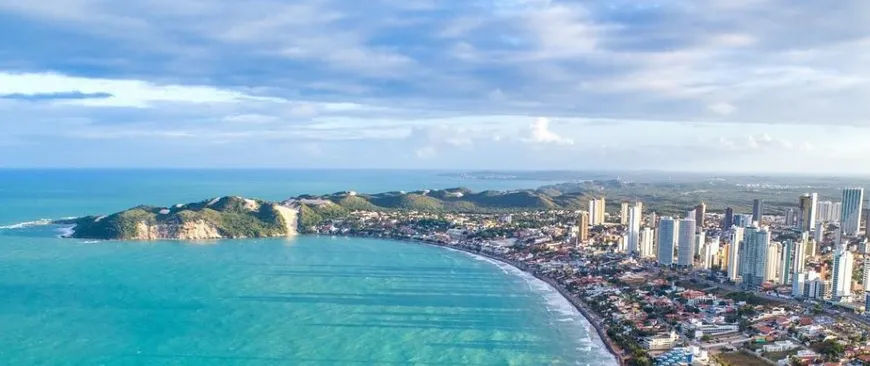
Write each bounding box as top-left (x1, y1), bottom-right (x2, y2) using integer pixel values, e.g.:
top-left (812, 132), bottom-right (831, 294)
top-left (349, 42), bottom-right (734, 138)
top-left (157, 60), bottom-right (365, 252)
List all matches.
top-left (752, 199), bottom-right (764, 224)
top-left (832, 244), bottom-right (854, 301)
top-left (806, 239), bottom-right (817, 258)
top-left (834, 202), bottom-right (842, 223)
top-left (685, 209), bottom-right (696, 222)
top-left (640, 227), bottom-right (655, 258)
top-left (863, 208), bottom-right (870, 232)
top-left (733, 214), bottom-right (753, 228)
top-left (739, 226), bottom-right (770, 289)
top-left (588, 198), bottom-right (606, 226)
top-left (794, 270), bottom-right (825, 299)
top-left (865, 294), bottom-right (870, 315)
top-left (577, 212), bottom-right (589, 242)
top-left (841, 188), bottom-right (864, 236)
top-left (785, 208), bottom-right (797, 228)
top-left (780, 240), bottom-right (794, 285)
top-left (817, 201), bottom-right (834, 223)
top-left (765, 242), bottom-right (782, 284)
top-left (728, 226), bottom-right (744, 282)
top-left (677, 218), bottom-right (696, 267)
top-left (657, 217), bottom-right (677, 266)
top-left (694, 231), bottom-right (705, 256)
top-left (793, 235), bottom-right (807, 275)
top-left (620, 202), bottom-right (629, 225)
top-left (627, 203), bottom-right (642, 255)
top-left (863, 257), bottom-right (870, 292)
top-left (793, 272), bottom-right (807, 298)
top-left (723, 207), bottom-right (734, 229)
top-left (799, 193), bottom-right (818, 232)
top-left (814, 222), bottom-right (824, 242)
top-left (647, 211), bottom-right (657, 228)
top-left (703, 236), bottom-right (720, 270)
top-left (695, 202), bottom-right (706, 232)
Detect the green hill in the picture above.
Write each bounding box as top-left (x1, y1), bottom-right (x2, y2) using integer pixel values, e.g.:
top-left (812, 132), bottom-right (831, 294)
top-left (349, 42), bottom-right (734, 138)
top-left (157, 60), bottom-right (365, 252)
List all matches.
top-left (64, 196), bottom-right (295, 240)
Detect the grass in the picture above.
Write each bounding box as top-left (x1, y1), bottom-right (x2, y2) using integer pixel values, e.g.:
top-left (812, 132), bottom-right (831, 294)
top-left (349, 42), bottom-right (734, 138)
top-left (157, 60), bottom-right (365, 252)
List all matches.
top-left (716, 351), bottom-right (770, 366)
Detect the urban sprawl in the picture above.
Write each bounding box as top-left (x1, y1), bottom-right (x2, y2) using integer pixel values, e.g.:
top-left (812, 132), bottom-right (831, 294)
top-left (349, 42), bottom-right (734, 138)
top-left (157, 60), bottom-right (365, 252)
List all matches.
top-left (305, 188), bottom-right (870, 366)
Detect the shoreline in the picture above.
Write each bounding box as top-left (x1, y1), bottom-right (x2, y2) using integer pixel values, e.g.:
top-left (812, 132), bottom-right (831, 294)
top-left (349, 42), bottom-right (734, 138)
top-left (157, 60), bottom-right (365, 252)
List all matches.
top-left (389, 237), bottom-right (625, 365)
top-left (46, 222), bottom-right (625, 364)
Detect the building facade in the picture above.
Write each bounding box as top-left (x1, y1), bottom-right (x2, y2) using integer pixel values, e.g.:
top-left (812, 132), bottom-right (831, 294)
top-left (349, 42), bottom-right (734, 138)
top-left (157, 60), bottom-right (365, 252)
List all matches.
top-left (677, 218), bottom-right (697, 267)
top-left (752, 199), bottom-right (764, 224)
top-left (657, 217), bottom-right (677, 266)
top-left (831, 244), bottom-right (854, 301)
top-left (740, 226), bottom-right (770, 289)
top-left (841, 188), bottom-right (864, 236)
top-left (799, 193), bottom-right (818, 232)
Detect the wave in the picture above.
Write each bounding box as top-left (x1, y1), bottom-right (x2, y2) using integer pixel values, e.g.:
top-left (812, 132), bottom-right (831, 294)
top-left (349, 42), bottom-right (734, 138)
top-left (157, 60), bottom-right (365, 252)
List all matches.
top-left (56, 226), bottom-right (76, 238)
top-left (442, 247), bottom-right (617, 365)
top-left (0, 219), bottom-right (54, 230)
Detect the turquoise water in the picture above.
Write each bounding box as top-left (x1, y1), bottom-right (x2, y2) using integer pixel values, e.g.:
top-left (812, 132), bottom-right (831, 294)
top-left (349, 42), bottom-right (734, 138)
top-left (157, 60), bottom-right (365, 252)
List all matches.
top-left (0, 170), bottom-right (616, 365)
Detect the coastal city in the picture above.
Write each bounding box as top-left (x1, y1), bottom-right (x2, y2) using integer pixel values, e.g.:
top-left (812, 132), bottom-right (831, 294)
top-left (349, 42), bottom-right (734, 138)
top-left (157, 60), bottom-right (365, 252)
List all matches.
top-left (303, 188), bottom-right (870, 366)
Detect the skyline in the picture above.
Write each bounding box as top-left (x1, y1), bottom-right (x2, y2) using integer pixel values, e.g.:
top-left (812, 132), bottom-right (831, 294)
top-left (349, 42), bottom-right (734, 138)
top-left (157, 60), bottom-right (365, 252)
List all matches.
top-left (2, 0), bottom-right (870, 172)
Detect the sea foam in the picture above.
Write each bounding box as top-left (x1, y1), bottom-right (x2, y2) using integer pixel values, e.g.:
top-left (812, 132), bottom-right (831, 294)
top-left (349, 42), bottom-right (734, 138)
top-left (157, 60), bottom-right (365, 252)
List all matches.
top-left (445, 247), bottom-right (618, 365)
top-left (0, 219), bottom-right (53, 230)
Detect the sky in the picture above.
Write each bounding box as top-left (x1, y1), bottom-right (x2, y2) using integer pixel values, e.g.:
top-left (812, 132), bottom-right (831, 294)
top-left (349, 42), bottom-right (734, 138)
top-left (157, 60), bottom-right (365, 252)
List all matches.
top-left (1, 0), bottom-right (869, 173)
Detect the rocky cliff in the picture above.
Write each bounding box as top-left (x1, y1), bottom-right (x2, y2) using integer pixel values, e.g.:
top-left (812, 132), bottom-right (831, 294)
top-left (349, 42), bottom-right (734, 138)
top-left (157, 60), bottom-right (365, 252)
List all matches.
top-left (65, 196), bottom-right (298, 240)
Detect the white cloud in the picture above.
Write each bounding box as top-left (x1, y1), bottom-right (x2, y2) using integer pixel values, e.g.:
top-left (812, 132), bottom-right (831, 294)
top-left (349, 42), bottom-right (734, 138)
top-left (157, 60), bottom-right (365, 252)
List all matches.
top-left (415, 146), bottom-right (437, 159)
top-left (525, 117), bottom-right (573, 145)
top-left (708, 102), bottom-right (737, 115)
top-left (0, 72), bottom-right (274, 108)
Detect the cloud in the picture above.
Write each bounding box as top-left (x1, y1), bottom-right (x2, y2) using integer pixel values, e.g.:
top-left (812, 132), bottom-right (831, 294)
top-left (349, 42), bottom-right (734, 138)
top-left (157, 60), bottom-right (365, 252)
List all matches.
top-left (3, 0), bottom-right (870, 171)
top-left (0, 72), bottom-right (275, 108)
top-left (525, 117), bottom-right (573, 145)
top-left (708, 102), bottom-right (737, 115)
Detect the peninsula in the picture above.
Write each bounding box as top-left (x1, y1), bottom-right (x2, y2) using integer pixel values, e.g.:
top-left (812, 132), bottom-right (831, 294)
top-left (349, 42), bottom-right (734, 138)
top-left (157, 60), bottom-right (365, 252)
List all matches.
top-left (61, 196), bottom-right (298, 240)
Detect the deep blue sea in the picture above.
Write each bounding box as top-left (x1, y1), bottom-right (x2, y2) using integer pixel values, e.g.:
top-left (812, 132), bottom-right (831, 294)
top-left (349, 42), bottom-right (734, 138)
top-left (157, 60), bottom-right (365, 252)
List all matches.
top-left (0, 169), bottom-right (616, 365)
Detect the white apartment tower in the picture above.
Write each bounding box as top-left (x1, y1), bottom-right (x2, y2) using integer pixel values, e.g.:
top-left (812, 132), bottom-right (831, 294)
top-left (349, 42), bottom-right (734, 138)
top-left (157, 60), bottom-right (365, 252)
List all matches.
top-left (728, 226), bottom-right (744, 282)
top-left (863, 257), bottom-right (870, 292)
top-left (627, 203), bottom-right (642, 255)
top-left (677, 218), bottom-right (696, 267)
top-left (832, 244), bottom-right (854, 301)
top-left (740, 226), bottom-right (770, 289)
top-left (620, 202), bottom-right (629, 225)
top-left (588, 198), bottom-right (606, 226)
top-left (640, 227), bottom-right (655, 258)
top-left (765, 242), bottom-right (782, 284)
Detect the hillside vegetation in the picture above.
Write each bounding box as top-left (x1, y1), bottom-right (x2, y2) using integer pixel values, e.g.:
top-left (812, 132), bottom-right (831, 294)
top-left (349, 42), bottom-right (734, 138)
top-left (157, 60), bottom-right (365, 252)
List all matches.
top-left (66, 196), bottom-right (294, 240)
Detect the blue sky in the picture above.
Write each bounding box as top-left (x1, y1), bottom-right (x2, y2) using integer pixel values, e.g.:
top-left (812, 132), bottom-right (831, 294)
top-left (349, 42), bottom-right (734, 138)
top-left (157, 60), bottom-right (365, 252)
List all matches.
top-left (1, 0), bottom-right (869, 173)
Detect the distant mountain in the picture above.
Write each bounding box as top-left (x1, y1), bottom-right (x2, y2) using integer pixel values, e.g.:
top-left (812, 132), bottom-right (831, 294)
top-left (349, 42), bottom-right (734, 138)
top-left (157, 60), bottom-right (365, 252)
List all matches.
top-left (286, 188), bottom-right (572, 212)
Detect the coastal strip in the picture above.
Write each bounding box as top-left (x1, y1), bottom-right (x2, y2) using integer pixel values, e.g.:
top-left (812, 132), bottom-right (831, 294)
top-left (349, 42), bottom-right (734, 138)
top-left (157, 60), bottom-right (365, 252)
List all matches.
top-left (393, 238), bottom-right (625, 365)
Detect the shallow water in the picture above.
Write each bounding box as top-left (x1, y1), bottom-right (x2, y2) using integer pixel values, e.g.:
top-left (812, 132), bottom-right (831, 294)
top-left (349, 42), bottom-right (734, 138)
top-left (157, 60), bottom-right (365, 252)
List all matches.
top-left (0, 169), bottom-right (616, 365)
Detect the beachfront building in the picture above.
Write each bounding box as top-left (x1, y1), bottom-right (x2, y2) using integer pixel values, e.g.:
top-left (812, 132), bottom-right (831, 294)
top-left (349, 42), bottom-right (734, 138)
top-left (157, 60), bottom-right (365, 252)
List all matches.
top-left (641, 331), bottom-right (679, 350)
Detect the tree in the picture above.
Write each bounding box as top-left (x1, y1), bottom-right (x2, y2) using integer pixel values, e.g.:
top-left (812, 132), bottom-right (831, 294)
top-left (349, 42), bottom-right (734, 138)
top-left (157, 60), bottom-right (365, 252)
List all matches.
top-left (811, 339), bottom-right (844, 361)
top-left (701, 335), bottom-right (712, 342)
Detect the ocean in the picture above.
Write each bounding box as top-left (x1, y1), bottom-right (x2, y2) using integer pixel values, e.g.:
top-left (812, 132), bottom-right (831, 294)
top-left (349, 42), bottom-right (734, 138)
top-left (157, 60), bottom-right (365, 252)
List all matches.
top-left (0, 169), bottom-right (617, 365)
